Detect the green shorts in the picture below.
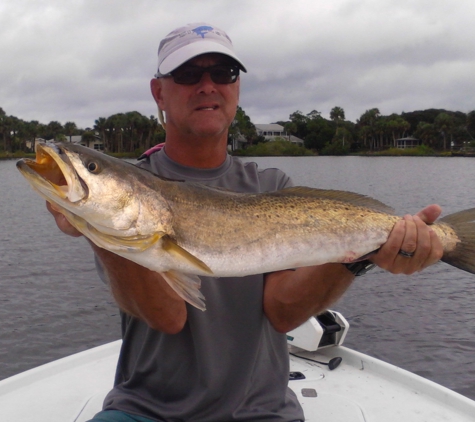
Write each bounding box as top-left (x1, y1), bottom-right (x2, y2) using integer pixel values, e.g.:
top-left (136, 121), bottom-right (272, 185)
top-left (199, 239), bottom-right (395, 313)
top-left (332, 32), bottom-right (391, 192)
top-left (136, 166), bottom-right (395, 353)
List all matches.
top-left (89, 410), bottom-right (304, 422)
top-left (88, 410), bottom-right (156, 422)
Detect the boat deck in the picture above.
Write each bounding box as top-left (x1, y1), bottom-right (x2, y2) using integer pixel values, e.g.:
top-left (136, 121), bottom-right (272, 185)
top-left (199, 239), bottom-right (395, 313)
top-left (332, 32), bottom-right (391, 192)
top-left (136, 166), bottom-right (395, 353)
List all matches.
top-left (0, 341), bottom-right (474, 421)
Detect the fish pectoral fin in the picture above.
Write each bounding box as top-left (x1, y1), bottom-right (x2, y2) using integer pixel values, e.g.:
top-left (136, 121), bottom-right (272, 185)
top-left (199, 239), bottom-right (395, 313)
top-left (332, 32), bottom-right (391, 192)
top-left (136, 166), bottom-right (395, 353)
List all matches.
top-left (161, 235), bottom-right (213, 275)
top-left (57, 207), bottom-right (163, 253)
top-left (97, 231), bottom-right (163, 253)
top-left (161, 270), bottom-right (206, 311)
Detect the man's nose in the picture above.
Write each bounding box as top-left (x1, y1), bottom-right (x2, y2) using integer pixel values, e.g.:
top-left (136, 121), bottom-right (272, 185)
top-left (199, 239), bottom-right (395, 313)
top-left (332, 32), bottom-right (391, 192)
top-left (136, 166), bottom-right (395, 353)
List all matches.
top-left (196, 71), bottom-right (217, 93)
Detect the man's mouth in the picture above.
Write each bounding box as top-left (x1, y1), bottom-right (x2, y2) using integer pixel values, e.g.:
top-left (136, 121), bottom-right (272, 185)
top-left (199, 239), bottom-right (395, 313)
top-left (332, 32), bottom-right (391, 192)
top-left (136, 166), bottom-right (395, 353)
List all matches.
top-left (196, 105), bottom-right (219, 111)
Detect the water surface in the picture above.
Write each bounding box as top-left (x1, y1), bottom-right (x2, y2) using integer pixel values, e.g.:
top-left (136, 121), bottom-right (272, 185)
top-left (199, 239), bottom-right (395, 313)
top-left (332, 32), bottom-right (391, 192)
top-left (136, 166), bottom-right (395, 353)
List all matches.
top-left (1, 156), bottom-right (474, 400)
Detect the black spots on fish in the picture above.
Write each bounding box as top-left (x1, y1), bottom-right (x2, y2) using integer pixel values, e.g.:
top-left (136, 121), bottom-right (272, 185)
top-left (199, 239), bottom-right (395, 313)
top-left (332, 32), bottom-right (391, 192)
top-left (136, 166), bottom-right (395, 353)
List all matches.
top-left (253, 212), bottom-right (281, 221)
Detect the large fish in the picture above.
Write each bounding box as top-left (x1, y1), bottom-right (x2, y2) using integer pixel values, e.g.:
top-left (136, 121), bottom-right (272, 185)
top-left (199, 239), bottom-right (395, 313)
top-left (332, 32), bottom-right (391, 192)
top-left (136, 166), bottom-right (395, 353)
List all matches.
top-left (17, 143), bottom-right (475, 310)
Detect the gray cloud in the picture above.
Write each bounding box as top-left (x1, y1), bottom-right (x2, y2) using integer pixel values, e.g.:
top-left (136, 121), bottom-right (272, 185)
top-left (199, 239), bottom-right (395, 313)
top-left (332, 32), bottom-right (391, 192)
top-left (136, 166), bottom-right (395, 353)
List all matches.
top-left (1, 0), bottom-right (474, 128)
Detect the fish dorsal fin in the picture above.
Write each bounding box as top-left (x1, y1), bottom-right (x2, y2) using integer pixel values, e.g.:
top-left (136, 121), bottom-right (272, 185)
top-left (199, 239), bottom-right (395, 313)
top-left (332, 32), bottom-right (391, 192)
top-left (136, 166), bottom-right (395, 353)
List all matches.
top-left (273, 187), bottom-right (395, 214)
top-left (161, 235), bottom-right (213, 275)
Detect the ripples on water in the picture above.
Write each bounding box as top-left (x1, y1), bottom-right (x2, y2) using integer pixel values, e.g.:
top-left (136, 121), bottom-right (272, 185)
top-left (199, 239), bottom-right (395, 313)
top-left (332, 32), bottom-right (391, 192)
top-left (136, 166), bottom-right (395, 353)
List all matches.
top-left (0, 160), bottom-right (120, 377)
top-left (1, 156), bottom-right (474, 400)
top-left (247, 156), bottom-right (475, 399)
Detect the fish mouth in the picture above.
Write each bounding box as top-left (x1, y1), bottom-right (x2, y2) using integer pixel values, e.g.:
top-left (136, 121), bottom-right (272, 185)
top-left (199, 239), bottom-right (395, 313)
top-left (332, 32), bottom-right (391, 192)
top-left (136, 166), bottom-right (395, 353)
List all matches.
top-left (16, 143), bottom-right (87, 203)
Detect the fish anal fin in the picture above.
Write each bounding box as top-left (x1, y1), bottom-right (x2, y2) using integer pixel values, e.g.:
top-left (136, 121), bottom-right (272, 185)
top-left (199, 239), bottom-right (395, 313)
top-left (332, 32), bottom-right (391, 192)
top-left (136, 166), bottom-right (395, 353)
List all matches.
top-left (162, 235), bottom-right (213, 275)
top-left (161, 270), bottom-right (206, 311)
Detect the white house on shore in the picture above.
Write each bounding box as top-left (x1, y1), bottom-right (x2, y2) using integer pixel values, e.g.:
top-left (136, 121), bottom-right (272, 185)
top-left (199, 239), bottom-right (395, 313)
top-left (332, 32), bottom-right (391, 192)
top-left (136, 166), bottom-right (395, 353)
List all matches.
top-left (67, 135), bottom-right (104, 150)
top-left (396, 137), bottom-right (421, 149)
top-left (27, 134), bottom-right (104, 152)
top-left (254, 124), bottom-right (304, 146)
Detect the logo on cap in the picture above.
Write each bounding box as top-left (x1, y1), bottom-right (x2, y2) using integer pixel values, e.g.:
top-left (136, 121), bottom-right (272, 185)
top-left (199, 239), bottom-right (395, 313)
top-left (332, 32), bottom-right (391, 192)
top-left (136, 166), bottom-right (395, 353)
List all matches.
top-left (192, 26), bottom-right (214, 38)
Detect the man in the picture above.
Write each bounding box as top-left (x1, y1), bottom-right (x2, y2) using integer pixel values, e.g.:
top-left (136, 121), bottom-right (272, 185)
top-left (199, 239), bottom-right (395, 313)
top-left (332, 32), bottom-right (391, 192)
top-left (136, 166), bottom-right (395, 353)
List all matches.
top-left (48, 23), bottom-right (443, 422)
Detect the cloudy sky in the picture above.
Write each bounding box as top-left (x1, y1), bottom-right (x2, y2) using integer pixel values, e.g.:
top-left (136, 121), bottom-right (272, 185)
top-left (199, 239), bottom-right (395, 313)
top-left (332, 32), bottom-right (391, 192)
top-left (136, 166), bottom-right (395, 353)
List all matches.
top-left (2, 0), bottom-right (475, 129)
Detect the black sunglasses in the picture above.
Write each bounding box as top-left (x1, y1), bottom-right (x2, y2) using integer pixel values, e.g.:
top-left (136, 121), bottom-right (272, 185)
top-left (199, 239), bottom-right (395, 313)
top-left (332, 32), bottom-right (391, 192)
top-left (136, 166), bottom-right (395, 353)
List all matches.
top-left (162, 64), bottom-right (240, 85)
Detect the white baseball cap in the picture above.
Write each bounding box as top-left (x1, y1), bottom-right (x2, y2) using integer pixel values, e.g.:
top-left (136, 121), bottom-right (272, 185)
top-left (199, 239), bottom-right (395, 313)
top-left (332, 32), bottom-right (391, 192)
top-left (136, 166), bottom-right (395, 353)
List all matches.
top-left (156, 23), bottom-right (247, 76)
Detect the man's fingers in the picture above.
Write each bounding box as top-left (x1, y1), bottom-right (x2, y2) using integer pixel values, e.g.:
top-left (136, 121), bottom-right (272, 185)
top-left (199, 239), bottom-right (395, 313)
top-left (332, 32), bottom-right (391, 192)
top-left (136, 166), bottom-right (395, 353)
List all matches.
top-left (372, 219), bottom-right (406, 269)
top-left (415, 204), bottom-right (442, 225)
top-left (372, 210), bottom-right (443, 275)
top-left (399, 215), bottom-right (417, 256)
top-left (46, 201), bottom-right (83, 237)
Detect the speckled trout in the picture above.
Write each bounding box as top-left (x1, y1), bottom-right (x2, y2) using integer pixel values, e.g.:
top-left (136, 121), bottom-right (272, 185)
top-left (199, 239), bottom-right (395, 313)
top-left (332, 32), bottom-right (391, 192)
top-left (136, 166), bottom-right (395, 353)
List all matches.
top-left (17, 143), bottom-right (475, 310)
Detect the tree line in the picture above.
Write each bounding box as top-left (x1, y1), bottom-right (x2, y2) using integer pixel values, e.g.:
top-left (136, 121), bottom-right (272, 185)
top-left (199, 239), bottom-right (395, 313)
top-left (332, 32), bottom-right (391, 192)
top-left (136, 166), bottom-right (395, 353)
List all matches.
top-left (275, 107), bottom-right (475, 154)
top-left (0, 108), bottom-right (165, 154)
top-left (1, 105), bottom-right (474, 155)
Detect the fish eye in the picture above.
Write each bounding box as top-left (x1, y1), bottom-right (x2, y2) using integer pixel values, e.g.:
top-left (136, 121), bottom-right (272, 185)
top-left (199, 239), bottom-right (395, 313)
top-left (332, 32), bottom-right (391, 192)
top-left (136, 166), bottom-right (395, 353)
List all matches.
top-left (86, 161), bottom-right (100, 173)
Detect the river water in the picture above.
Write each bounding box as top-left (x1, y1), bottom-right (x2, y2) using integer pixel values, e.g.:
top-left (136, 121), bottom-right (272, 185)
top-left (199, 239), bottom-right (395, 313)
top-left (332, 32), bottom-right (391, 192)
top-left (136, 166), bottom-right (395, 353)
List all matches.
top-left (1, 156), bottom-right (474, 400)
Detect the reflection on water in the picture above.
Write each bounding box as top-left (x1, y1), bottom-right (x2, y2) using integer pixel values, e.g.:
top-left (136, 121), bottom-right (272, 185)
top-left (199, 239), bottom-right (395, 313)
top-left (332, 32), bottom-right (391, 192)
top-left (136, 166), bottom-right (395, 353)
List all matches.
top-left (1, 156), bottom-right (474, 399)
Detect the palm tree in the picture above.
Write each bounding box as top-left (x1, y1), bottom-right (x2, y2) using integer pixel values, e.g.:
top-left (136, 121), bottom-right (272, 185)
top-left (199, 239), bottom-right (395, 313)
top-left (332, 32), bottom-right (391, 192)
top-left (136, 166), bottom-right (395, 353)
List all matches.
top-left (94, 117), bottom-right (109, 152)
top-left (415, 122), bottom-right (437, 147)
top-left (387, 116), bottom-right (410, 147)
top-left (63, 122), bottom-right (77, 143)
top-left (330, 106), bottom-right (346, 145)
top-left (0, 108), bottom-right (8, 152)
top-left (434, 112), bottom-right (455, 150)
top-left (147, 115), bottom-right (163, 150)
top-left (466, 111), bottom-right (475, 141)
top-left (357, 108), bottom-right (380, 150)
top-left (284, 122), bottom-right (297, 142)
top-left (107, 113), bottom-right (127, 153)
top-left (44, 121), bottom-right (64, 141)
top-left (81, 130), bottom-right (97, 148)
top-left (130, 112), bottom-right (152, 152)
top-left (330, 106), bottom-right (345, 124)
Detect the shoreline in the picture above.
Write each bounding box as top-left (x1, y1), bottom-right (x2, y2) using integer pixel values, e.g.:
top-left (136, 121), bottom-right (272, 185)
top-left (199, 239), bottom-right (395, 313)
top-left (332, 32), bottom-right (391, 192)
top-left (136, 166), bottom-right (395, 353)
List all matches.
top-left (1, 151), bottom-right (471, 160)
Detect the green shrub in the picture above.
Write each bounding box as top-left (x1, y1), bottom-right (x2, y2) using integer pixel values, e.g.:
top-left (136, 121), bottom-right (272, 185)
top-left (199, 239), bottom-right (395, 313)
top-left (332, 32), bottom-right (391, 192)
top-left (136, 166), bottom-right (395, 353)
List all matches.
top-left (234, 140), bottom-right (313, 156)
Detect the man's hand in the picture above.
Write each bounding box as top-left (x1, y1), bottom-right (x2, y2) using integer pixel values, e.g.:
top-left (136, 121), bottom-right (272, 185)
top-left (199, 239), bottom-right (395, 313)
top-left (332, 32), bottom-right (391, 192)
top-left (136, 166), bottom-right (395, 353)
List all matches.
top-left (46, 201), bottom-right (187, 332)
top-left (46, 201), bottom-right (82, 237)
top-left (371, 204), bottom-right (444, 274)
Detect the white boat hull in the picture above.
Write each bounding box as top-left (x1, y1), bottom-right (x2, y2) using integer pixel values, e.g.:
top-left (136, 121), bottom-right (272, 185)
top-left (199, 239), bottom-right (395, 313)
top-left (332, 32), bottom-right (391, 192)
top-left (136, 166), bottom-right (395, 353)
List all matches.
top-left (0, 340), bottom-right (474, 422)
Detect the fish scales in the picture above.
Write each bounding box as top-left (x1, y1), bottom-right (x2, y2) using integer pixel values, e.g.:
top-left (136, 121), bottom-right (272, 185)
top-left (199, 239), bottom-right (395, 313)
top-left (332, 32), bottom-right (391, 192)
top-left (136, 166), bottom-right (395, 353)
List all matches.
top-left (157, 183), bottom-right (461, 276)
top-left (16, 142), bottom-right (475, 310)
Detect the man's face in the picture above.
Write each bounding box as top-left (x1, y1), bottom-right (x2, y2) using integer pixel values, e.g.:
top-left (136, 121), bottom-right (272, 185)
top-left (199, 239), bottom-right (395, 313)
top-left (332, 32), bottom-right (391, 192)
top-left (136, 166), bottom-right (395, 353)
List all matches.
top-left (153, 53), bottom-right (240, 140)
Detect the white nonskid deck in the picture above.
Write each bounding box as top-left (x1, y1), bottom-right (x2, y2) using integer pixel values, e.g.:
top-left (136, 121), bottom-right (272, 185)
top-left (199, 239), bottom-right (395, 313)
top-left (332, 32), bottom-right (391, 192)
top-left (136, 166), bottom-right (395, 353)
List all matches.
top-left (289, 346), bottom-right (475, 421)
top-left (0, 340), bottom-right (474, 422)
top-left (0, 341), bottom-right (120, 422)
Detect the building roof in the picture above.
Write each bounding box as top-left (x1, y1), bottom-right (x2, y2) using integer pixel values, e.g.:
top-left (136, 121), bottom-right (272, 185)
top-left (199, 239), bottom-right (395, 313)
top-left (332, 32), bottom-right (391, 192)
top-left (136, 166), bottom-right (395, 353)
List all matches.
top-left (396, 137), bottom-right (420, 141)
top-left (255, 123), bottom-right (285, 131)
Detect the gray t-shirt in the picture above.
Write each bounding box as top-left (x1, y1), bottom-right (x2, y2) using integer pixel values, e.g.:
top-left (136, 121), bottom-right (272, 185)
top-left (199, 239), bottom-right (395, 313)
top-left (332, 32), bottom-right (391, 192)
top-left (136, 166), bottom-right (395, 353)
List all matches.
top-left (102, 150), bottom-right (304, 422)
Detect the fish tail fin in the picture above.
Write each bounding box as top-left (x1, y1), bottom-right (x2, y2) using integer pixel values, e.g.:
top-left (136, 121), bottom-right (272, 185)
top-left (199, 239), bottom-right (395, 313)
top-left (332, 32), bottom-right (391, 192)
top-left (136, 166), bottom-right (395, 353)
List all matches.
top-left (440, 208), bottom-right (475, 274)
top-left (161, 270), bottom-right (206, 311)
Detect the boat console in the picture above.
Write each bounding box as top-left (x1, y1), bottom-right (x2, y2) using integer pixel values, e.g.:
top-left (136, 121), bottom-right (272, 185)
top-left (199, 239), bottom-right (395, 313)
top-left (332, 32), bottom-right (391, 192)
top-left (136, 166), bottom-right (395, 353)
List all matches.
top-left (286, 310), bottom-right (349, 351)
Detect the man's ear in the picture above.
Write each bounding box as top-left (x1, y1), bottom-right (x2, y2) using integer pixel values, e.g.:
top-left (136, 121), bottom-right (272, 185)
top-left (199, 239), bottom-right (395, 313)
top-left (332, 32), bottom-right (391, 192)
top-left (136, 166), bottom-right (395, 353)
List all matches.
top-left (150, 78), bottom-right (165, 110)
